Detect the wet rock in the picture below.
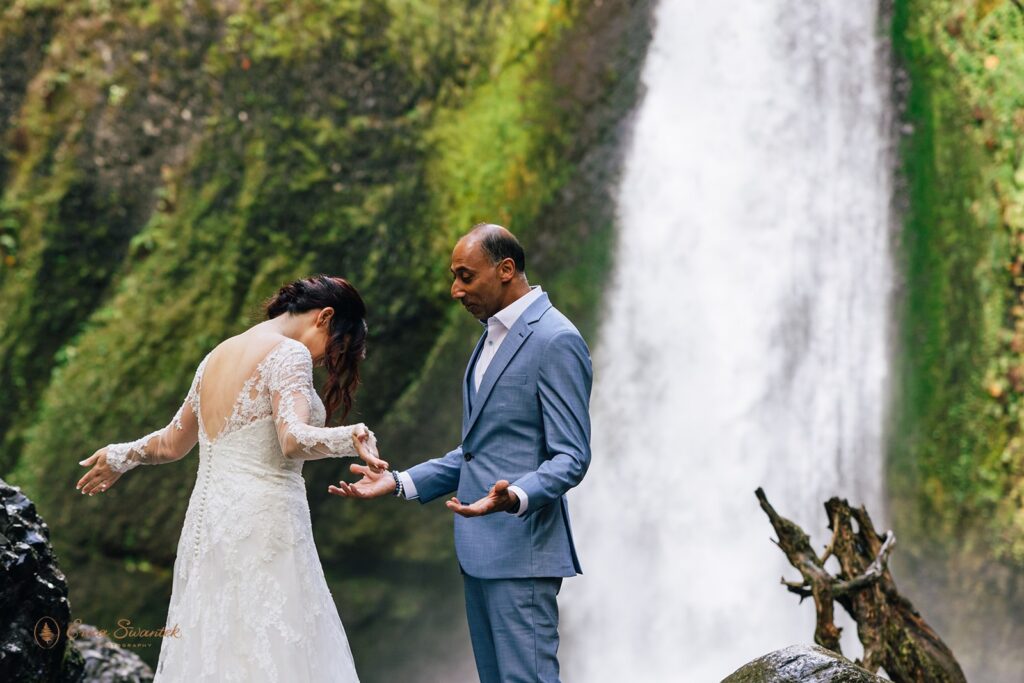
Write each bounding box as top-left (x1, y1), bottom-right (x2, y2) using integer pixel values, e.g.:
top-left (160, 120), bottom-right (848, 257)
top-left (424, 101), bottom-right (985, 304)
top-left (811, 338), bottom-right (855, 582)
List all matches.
top-left (72, 625), bottom-right (154, 683)
top-left (0, 478), bottom-right (152, 682)
top-left (722, 644), bottom-right (886, 683)
top-left (0, 478), bottom-right (82, 681)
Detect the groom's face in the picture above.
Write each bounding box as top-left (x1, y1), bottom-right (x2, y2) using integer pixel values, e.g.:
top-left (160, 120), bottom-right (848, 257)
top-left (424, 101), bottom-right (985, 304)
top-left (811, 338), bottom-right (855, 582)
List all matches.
top-left (450, 238), bottom-right (502, 321)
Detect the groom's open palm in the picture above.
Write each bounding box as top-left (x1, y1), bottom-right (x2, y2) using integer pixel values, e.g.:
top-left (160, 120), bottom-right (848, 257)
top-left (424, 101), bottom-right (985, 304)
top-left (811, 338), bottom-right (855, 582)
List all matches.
top-left (328, 463), bottom-right (395, 498)
top-left (446, 480), bottom-right (518, 517)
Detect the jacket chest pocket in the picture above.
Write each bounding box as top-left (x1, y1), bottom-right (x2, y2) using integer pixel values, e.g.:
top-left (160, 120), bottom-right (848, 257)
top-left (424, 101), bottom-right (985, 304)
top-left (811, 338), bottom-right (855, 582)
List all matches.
top-left (492, 374), bottom-right (533, 413)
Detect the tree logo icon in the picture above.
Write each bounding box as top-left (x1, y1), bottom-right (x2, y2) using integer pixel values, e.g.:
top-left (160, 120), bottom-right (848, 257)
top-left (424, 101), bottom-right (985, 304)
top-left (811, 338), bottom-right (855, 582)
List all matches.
top-left (34, 616), bottom-right (60, 649)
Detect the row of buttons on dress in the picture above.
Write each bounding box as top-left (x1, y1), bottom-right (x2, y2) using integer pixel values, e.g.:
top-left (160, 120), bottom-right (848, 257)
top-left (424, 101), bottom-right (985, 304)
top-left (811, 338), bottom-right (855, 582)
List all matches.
top-left (192, 450), bottom-right (213, 564)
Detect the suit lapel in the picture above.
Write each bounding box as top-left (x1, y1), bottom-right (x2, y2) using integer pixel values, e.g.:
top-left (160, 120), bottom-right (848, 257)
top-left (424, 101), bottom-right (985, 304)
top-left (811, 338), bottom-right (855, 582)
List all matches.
top-left (462, 328), bottom-right (487, 435)
top-left (463, 293), bottom-right (552, 437)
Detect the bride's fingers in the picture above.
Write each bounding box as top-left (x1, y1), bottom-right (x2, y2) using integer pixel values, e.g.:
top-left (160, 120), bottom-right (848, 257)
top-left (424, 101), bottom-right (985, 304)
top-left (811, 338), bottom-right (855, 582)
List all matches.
top-left (76, 470), bottom-right (96, 492)
top-left (78, 453), bottom-right (99, 467)
top-left (355, 442), bottom-right (388, 470)
top-left (355, 434), bottom-right (381, 458)
top-left (84, 476), bottom-right (111, 495)
top-left (353, 458), bottom-right (390, 477)
top-left (351, 427), bottom-right (369, 446)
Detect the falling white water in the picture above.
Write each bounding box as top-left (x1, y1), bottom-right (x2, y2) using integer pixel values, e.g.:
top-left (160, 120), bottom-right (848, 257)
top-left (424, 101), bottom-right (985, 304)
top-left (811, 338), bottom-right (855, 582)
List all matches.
top-left (561, 1), bottom-right (894, 680)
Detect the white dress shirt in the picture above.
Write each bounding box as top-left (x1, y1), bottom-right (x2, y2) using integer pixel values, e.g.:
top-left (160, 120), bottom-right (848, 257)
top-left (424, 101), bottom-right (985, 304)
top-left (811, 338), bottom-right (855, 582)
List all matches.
top-left (398, 286), bottom-right (543, 516)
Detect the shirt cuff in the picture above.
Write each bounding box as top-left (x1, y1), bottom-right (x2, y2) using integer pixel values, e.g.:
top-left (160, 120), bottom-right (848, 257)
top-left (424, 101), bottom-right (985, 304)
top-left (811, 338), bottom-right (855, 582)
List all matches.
top-left (398, 471), bottom-right (419, 500)
top-left (507, 485), bottom-right (528, 517)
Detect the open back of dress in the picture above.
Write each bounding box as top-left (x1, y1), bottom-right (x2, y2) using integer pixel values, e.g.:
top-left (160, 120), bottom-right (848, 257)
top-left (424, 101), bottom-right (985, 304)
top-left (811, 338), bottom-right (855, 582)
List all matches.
top-left (197, 333), bottom-right (289, 443)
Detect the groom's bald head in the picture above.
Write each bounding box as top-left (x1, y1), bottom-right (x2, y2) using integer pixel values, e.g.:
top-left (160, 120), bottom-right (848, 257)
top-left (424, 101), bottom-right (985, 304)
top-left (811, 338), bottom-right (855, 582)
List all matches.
top-left (450, 223), bottom-right (531, 320)
top-left (464, 223), bottom-right (527, 275)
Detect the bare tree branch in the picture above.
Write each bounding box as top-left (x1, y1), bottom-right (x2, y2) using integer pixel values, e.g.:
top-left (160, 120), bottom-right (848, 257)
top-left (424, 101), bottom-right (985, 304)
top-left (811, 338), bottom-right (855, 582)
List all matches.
top-left (833, 531), bottom-right (896, 596)
top-left (756, 489), bottom-right (966, 683)
top-left (821, 509), bottom-right (841, 564)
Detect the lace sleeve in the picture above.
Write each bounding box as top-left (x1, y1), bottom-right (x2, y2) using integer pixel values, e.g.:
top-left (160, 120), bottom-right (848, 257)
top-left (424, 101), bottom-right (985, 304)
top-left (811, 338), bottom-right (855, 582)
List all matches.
top-left (266, 341), bottom-right (376, 461)
top-left (105, 356), bottom-right (205, 474)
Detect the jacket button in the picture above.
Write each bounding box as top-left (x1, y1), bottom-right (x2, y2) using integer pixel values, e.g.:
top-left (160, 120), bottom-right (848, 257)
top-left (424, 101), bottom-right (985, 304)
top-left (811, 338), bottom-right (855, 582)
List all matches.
top-left (464, 451), bottom-right (473, 462)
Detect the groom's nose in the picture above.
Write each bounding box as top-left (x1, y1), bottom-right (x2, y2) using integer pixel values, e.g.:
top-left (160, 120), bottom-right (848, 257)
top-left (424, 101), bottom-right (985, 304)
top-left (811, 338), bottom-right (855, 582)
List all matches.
top-left (451, 281), bottom-right (464, 299)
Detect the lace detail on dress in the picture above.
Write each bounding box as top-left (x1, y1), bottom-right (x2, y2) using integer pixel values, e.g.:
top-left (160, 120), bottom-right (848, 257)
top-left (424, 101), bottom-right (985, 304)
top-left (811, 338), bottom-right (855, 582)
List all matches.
top-left (264, 340), bottom-right (373, 460)
top-left (208, 363), bottom-right (273, 445)
top-left (105, 355), bottom-right (207, 474)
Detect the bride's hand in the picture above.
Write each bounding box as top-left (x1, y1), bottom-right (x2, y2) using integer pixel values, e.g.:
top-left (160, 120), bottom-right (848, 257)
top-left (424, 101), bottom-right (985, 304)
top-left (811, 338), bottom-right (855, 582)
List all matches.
top-left (328, 463), bottom-right (397, 499)
top-left (352, 425), bottom-right (389, 472)
top-left (76, 448), bottom-right (123, 496)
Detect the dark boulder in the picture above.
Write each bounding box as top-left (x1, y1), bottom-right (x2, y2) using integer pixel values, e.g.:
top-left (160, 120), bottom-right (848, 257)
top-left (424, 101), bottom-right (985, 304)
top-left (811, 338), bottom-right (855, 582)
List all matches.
top-left (0, 478), bottom-right (152, 682)
top-left (0, 478), bottom-right (82, 681)
top-left (722, 644), bottom-right (887, 683)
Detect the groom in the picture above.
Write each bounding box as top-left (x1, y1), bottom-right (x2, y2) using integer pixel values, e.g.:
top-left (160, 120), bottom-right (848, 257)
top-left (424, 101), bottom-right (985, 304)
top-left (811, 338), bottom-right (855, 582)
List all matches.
top-left (332, 223), bottom-right (592, 683)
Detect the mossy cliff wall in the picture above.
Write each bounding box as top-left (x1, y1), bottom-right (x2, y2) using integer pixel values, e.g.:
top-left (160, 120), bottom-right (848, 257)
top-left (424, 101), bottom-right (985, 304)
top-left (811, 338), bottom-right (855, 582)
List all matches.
top-left (0, 0), bottom-right (653, 676)
top-left (891, 1), bottom-right (1024, 679)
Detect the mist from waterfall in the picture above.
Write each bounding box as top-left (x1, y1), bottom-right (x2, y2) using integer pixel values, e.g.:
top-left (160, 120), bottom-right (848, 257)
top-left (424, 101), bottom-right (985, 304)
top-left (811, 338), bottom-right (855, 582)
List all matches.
top-left (561, 1), bottom-right (895, 679)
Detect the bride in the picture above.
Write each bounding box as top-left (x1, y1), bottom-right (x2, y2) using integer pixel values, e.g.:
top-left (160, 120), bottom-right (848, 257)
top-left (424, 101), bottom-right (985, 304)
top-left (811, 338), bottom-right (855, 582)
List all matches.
top-left (75, 274), bottom-right (388, 682)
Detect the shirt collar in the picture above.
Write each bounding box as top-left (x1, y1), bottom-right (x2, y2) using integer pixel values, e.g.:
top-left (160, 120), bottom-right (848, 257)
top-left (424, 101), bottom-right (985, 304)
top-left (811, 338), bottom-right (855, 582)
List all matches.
top-left (488, 285), bottom-right (544, 331)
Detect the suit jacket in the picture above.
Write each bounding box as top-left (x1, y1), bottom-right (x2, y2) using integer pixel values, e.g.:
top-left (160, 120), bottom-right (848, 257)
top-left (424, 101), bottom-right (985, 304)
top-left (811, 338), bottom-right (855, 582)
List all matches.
top-left (406, 291), bottom-right (592, 578)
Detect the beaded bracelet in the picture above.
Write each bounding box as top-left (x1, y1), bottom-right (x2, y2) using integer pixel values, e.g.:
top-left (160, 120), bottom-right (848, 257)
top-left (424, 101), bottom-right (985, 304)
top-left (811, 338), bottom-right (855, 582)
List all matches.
top-left (391, 470), bottom-right (404, 498)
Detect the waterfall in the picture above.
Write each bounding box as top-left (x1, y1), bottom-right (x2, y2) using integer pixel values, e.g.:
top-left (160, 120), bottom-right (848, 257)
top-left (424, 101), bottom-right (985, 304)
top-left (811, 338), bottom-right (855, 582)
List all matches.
top-left (561, 1), bottom-right (894, 679)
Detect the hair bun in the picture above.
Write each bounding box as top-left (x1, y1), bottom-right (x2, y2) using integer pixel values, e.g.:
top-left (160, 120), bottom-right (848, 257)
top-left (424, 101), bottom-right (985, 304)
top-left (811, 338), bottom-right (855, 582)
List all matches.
top-left (280, 282), bottom-right (301, 301)
top-left (266, 282), bottom-right (302, 317)
top-left (263, 274), bottom-right (366, 422)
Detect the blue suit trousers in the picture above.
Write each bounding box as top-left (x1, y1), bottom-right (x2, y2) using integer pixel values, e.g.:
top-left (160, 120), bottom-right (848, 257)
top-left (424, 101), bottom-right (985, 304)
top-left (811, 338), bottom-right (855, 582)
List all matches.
top-left (462, 574), bottom-right (563, 683)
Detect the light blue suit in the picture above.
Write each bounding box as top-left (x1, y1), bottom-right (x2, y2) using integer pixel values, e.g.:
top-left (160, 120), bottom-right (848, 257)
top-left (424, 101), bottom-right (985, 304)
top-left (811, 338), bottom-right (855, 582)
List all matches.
top-left (407, 291), bottom-right (592, 682)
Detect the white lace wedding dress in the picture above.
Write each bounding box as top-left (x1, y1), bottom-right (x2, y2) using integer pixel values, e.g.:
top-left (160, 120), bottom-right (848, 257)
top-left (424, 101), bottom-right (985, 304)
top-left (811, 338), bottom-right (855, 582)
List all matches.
top-left (104, 337), bottom-right (367, 682)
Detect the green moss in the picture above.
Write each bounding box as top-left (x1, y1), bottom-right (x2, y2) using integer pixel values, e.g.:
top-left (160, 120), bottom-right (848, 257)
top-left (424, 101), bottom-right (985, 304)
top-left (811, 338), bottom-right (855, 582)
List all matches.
top-left (891, 0), bottom-right (1024, 562)
top-left (890, 0), bottom-right (1024, 676)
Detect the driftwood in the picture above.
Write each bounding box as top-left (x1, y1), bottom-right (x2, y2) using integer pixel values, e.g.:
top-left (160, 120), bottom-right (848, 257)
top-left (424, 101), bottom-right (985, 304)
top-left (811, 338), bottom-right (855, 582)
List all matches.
top-left (754, 488), bottom-right (967, 683)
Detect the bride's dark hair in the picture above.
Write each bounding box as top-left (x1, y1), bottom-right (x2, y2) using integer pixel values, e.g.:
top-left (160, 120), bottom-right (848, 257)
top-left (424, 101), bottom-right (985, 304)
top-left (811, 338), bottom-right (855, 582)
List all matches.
top-left (264, 275), bottom-right (367, 422)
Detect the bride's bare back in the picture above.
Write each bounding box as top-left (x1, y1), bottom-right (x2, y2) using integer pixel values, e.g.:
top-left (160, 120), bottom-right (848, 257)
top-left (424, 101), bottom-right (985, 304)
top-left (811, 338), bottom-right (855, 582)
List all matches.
top-left (199, 329), bottom-right (294, 442)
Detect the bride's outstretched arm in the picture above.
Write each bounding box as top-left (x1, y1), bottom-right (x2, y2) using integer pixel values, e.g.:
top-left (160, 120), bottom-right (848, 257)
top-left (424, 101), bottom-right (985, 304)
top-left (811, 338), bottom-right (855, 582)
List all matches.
top-left (76, 361), bottom-right (205, 495)
top-left (268, 342), bottom-right (388, 470)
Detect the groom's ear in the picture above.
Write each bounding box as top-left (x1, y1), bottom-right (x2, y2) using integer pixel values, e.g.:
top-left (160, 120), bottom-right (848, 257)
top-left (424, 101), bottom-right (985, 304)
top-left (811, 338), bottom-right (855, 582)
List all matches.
top-left (497, 257), bottom-right (517, 283)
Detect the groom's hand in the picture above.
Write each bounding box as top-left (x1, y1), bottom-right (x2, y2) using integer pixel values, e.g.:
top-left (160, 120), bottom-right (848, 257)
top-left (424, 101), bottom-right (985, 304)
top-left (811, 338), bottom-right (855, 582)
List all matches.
top-left (446, 480), bottom-right (519, 517)
top-left (328, 463), bottom-right (396, 499)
